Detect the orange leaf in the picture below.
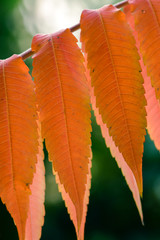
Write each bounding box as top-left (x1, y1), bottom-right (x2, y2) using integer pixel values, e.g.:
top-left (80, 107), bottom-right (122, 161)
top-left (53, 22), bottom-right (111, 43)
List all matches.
top-left (143, 64), bottom-right (160, 150)
top-left (80, 5), bottom-right (146, 195)
top-left (128, 0), bottom-right (160, 100)
top-left (91, 80), bottom-right (143, 222)
top-left (84, 53), bottom-right (143, 222)
top-left (124, 5), bottom-right (160, 151)
top-left (25, 118), bottom-right (45, 240)
top-left (0, 55), bottom-right (38, 240)
top-left (31, 29), bottom-right (92, 240)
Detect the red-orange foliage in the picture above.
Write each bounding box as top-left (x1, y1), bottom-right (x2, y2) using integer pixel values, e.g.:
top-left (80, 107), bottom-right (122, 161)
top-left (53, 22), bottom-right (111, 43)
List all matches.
top-left (0, 0), bottom-right (160, 239)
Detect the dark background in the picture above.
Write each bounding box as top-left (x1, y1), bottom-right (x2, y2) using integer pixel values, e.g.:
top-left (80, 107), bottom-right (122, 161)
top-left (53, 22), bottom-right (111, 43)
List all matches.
top-left (0, 0), bottom-right (160, 239)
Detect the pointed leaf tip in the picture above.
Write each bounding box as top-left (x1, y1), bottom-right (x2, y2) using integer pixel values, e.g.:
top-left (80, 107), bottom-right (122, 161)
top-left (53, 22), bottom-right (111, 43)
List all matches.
top-left (0, 55), bottom-right (38, 239)
top-left (83, 52), bottom-right (143, 223)
top-left (31, 29), bottom-right (92, 239)
top-left (25, 118), bottom-right (45, 240)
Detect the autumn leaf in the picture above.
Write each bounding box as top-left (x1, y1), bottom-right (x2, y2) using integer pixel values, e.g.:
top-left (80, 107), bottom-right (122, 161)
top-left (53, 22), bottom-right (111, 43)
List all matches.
top-left (25, 118), bottom-right (45, 240)
top-left (83, 53), bottom-right (143, 222)
top-left (0, 55), bottom-right (38, 240)
top-left (128, 0), bottom-right (160, 100)
top-left (143, 69), bottom-right (160, 150)
top-left (124, 4), bottom-right (160, 151)
top-left (2, 1), bottom-right (160, 239)
top-left (31, 29), bottom-right (92, 240)
top-left (80, 4), bottom-right (147, 195)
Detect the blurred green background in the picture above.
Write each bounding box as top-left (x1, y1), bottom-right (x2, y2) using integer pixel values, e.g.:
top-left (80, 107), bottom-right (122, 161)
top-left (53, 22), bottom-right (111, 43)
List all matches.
top-left (0, 0), bottom-right (160, 239)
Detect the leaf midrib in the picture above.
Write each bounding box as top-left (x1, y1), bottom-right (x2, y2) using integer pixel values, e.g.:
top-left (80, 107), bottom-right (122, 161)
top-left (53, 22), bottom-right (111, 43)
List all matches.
top-left (2, 61), bottom-right (23, 238)
top-left (97, 9), bottom-right (141, 189)
top-left (50, 35), bottom-right (81, 224)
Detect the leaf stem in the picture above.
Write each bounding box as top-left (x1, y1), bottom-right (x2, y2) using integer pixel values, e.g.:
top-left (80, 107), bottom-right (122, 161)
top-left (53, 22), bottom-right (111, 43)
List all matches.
top-left (20, 0), bottom-right (128, 60)
top-left (114, 0), bottom-right (128, 8)
top-left (20, 48), bottom-right (34, 60)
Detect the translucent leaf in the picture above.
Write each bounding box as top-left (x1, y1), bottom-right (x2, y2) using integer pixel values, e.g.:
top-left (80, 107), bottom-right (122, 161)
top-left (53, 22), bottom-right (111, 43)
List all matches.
top-left (81, 5), bottom-right (146, 194)
top-left (32, 29), bottom-right (92, 240)
top-left (0, 55), bottom-right (38, 240)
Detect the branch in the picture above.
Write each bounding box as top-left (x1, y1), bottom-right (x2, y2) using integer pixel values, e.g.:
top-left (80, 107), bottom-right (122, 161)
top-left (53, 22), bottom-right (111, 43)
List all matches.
top-left (20, 48), bottom-right (35, 60)
top-left (20, 0), bottom-right (128, 60)
top-left (114, 0), bottom-right (128, 8)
